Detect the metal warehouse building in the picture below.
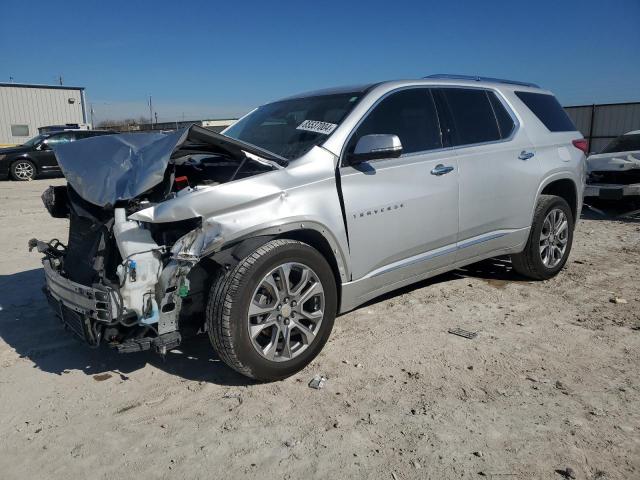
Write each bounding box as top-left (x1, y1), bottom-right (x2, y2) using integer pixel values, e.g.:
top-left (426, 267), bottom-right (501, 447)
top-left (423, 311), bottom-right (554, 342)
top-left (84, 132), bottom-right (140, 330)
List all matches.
top-left (0, 83), bottom-right (87, 146)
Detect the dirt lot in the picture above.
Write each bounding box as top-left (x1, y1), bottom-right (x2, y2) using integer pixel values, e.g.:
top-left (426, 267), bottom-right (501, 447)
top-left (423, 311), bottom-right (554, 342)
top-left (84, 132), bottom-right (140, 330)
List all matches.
top-left (0, 178), bottom-right (638, 480)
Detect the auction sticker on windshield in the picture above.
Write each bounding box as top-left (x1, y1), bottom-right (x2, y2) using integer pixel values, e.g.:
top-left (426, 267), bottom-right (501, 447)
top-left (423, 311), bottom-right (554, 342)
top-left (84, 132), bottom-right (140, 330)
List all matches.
top-left (296, 120), bottom-right (338, 135)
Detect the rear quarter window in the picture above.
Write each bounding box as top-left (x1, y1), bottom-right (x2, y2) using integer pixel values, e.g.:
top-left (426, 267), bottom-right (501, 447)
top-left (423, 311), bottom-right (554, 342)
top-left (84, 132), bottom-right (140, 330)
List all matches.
top-left (515, 91), bottom-right (576, 132)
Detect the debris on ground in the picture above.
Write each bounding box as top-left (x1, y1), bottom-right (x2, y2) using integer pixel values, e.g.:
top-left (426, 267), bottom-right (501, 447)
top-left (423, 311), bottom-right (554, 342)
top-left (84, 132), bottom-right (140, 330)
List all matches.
top-left (448, 327), bottom-right (478, 339)
top-left (1, 180), bottom-right (639, 479)
top-left (222, 392), bottom-right (243, 405)
top-left (555, 466), bottom-right (577, 479)
top-left (308, 374), bottom-right (327, 389)
top-left (609, 297), bottom-right (628, 304)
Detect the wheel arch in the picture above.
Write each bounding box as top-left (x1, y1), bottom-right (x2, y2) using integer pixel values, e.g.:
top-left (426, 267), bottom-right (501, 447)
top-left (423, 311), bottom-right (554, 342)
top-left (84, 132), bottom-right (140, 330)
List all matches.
top-left (275, 229), bottom-right (343, 314)
top-left (11, 156), bottom-right (37, 170)
top-left (202, 225), bottom-right (347, 315)
top-left (535, 174), bottom-right (579, 224)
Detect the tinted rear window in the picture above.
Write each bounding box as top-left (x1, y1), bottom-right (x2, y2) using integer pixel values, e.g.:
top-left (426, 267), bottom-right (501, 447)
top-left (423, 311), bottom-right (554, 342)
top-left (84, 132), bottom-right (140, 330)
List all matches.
top-left (601, 133), bottom-right (640, 153)
top-left (439, 88), bottom-right (501, 146)
top-left (515, 91), bottom-right (576, 132)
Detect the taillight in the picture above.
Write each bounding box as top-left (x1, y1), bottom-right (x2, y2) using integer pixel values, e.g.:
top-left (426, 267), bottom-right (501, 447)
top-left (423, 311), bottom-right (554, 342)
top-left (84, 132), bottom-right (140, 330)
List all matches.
top-left (572, 139), bottom-right (588, 154)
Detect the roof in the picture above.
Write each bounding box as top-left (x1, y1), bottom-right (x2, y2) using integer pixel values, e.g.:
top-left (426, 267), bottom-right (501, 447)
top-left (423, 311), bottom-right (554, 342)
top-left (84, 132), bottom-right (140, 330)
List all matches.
top-left (276, 75), bottom-right (545, 103)
top-left (424, 74), bottom-right (540, 88)
top-left (0, 82), bottom-right (85, 90)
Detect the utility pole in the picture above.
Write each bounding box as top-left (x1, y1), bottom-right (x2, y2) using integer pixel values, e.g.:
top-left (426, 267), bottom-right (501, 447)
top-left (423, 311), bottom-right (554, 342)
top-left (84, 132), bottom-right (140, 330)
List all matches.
top-left (154, 112), bottom-right (158, 128)
top-left (58, 75), bottom-right (63, 86)
top-left (90, 104), bottom-right (95, 128)
top-left (148, 96), bottom-right (153, 130)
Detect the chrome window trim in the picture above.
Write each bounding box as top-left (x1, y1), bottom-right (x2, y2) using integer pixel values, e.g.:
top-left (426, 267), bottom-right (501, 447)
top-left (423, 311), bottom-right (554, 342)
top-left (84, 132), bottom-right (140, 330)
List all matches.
top-left (338, 84), bottom-right (521, 167)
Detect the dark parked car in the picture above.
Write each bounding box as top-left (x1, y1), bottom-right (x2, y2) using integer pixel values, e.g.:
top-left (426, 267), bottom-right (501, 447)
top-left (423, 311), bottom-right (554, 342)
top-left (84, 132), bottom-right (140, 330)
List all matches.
top-left (0, 130), bottom-right (115, 181)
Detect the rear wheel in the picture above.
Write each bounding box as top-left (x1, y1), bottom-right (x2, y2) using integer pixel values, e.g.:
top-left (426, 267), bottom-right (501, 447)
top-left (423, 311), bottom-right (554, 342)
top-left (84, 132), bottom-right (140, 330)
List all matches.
top-left (10, 159), bottom-right (36, 181)
top-left (206, 239), bottom-right (337, 381)
top-left (511, 194), bottom-right (574, 280)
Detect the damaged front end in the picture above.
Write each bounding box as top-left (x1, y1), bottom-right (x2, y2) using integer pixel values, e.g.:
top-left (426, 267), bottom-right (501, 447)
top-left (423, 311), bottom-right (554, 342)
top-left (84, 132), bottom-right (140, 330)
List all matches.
top-left (31, 126), bottom-right (284, 354)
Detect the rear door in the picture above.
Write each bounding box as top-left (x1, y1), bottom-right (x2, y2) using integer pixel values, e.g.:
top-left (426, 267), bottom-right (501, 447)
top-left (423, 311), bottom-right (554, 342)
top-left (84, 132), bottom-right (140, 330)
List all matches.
top-left (339, 88), bottom-right (459, 281)
top-left (434, 87), bottom-right (541, 259)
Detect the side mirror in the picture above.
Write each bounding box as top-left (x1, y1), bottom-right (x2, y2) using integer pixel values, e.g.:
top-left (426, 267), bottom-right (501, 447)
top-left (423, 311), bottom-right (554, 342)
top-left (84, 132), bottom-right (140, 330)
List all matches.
top-left (349, 134), bottom-right (403, 165)
top-left (37, 142), bottom-right (50, 151)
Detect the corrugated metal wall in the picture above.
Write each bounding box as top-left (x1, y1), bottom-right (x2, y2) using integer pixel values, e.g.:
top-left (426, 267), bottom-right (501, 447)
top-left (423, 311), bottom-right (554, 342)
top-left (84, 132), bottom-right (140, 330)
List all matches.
top-left (565, 102), bottom-right (640, 154)
top-left (0, 85), bottom-right (85, 145)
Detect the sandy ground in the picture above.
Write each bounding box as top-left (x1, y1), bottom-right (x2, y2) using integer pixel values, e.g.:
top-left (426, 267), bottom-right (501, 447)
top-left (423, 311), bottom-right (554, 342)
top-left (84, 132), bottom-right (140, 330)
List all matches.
top-left (0, 178), bottom-right (639, 480)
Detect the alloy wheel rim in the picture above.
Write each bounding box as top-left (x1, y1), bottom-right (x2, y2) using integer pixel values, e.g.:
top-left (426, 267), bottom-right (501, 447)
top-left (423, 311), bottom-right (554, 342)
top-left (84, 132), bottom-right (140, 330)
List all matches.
top-left (247, 262), bottom-right (325, 362)
top-left (539, 208), bottom-right (569, 268)
top-left (14, 162), bottom-right (34, 180)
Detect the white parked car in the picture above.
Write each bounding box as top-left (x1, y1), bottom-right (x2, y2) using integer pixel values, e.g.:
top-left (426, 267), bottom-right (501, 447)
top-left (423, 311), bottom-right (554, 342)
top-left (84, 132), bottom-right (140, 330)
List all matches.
top-left (32, 75), bottom-right (586, 380)
top-left (585, 130), bottom-right (640, 199)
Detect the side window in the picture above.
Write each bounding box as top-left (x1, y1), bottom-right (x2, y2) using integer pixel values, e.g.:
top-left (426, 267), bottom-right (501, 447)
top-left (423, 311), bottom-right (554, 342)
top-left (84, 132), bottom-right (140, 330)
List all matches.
top-left (514, 91), bottom-right (576, 132)
top-left (487, 92), bottom-right (515, 138)
top-left (347, 89), bottom-right (442, 156)
top-left (439, 88), bottom-right (501, 146)
top-left (44, 133), bottom-right (75, 146)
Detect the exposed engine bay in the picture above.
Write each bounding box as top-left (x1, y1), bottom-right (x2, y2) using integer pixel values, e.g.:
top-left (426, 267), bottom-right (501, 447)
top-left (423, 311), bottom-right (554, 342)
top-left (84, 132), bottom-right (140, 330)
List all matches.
top-left (30, 126), bottom-right (283, 354)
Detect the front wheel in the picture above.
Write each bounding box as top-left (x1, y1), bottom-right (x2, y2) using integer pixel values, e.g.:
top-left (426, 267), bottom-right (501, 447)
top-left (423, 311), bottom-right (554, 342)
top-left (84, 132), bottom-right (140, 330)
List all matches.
top-left (10, 159), bottom-right (36, 181)
top-left (206, 239), bottom-right (337, 381)
top-left (511, 194), bottom-right (574, 280)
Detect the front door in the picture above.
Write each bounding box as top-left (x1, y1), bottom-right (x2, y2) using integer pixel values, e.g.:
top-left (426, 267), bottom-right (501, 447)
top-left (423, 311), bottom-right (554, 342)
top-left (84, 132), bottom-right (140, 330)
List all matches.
top-left (339, 88), bottom-right (459, 281)
top-left (34, 132), bottom-right (76, 173)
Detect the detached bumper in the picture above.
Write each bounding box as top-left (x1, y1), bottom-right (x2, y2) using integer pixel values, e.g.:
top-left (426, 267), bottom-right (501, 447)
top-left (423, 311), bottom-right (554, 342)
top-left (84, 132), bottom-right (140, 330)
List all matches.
top-left (584, 182), bottom-right (640, 199)
top-left (43, 258), bottom-right (119, 343)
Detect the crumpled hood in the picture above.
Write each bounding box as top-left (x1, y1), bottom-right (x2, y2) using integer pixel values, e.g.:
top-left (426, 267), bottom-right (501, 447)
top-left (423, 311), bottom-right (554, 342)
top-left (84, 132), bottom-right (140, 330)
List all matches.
top-left (52, 125), bottom-right (287, 208)
top-left (53, 129), bottom-right (189, 207)
top-left (587, 151), bottom-right (640, 173)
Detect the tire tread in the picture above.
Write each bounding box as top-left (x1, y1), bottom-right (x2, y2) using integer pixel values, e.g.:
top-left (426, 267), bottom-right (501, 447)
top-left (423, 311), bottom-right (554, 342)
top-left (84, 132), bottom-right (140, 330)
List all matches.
top-left (206, 239), bottom-right (312, 379)
top-left (511, 194), bottom-right (573, 280)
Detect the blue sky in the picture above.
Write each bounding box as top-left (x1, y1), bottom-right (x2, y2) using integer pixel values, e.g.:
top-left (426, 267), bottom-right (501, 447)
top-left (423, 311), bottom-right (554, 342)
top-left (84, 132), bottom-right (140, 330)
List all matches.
top-left (2, 0), bottom-right (639, 122)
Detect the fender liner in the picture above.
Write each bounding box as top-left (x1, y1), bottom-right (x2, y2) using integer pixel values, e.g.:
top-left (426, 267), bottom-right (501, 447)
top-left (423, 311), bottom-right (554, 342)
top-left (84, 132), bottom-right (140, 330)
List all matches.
top-left (206, 235), bottom-right (276, 270)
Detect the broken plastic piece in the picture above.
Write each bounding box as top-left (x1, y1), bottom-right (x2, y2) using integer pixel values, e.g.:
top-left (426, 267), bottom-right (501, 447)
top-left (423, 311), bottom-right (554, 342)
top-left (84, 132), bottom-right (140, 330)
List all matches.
top-left (175, 175), bottom-right (189, 190)
top-left (308, 374), bottom-right (327, 389)
top-left (448, 327), bottom-right (478, 339)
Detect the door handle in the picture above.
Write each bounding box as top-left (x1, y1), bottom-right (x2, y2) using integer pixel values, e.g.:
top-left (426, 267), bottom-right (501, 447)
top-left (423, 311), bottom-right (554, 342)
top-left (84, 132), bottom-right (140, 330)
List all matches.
top-left (430, 164), bottom-right (454, 176)
top-left (518, 150), bottom-right (535, 160)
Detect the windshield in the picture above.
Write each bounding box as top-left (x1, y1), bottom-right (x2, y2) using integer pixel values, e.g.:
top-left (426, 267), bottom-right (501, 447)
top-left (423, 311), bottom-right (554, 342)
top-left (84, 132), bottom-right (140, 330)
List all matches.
top-left (223, 92), bottom-right (362, 160)
top-left (21, 134), bottom-right (49, 147)
top-left (601, 133), bottom-right (640, 154)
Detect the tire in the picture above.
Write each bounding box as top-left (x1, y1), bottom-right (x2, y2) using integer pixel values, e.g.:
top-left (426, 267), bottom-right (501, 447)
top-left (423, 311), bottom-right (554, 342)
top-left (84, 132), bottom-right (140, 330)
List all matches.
top-left (206, 239), bottom-right (337, 381)
top-left (10, 159), bottom-right (36, 181)
top-left (511, 194), bottom-right (574, 280)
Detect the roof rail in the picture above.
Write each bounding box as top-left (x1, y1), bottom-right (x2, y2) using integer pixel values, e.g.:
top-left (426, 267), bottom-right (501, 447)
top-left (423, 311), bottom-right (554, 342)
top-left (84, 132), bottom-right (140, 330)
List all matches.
top-left (424, 74), bottom-right (540, 89)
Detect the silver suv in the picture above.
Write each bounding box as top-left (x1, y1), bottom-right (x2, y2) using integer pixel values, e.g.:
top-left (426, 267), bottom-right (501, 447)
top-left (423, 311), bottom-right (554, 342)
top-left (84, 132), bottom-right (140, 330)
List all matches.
top-left (33, 75), bottom-right (586, 381)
